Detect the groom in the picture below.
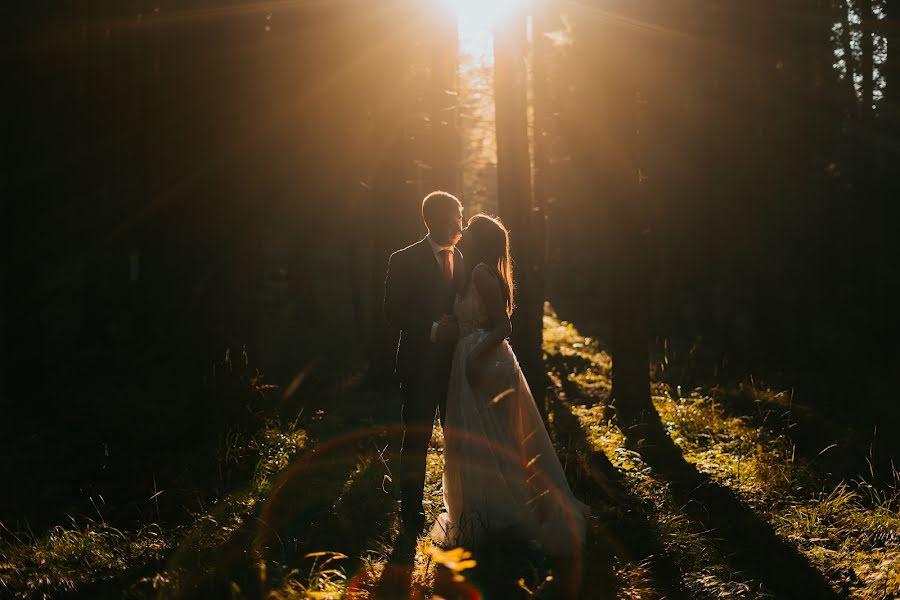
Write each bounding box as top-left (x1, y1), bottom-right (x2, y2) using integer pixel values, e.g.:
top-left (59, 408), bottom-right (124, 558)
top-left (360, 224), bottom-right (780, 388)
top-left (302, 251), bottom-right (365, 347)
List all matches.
top-left (383, 190), bottom-right (465, 558)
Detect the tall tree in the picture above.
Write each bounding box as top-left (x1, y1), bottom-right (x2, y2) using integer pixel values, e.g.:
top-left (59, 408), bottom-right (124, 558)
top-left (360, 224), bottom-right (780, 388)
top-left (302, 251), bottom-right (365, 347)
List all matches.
top-left (562, 0), bottom-right (667, 447)
top-left (494, 6), bottom-right (547, 413)
top-left (530, 0), bottom-right (555, 360)
top-left (429, 4), bottom-right (461, 194)
top-left (609, 22), bottom-right (667, 449)
top-left (361, 3), bottom-right (433, 389)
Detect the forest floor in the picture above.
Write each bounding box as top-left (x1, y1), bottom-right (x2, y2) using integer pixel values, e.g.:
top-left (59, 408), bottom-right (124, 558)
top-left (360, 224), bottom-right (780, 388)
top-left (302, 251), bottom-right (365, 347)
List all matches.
top-left (1, 307), bottom-right (899, 599)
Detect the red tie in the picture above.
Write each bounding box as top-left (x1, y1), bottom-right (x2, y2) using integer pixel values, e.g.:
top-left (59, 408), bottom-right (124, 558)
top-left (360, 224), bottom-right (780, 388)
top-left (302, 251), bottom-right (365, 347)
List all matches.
top-left (440, 249), bottom-right (452, 283)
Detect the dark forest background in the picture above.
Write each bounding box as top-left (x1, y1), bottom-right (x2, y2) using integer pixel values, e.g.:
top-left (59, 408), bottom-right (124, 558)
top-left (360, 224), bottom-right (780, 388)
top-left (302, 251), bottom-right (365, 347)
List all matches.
top-left (2, 0), bottom-right (900, 542)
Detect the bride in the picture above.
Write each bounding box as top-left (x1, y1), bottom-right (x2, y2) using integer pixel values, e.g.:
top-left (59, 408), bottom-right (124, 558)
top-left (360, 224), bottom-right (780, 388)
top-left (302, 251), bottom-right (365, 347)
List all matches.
top-left (431, 214), bottom-right (590, 556)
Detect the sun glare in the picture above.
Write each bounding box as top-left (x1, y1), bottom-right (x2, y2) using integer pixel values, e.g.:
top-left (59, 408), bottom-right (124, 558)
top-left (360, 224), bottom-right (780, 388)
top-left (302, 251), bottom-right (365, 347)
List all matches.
top-left (440, 0), bottom-right (525, 29)
top-left (442, 0), bottom-right (525, 61)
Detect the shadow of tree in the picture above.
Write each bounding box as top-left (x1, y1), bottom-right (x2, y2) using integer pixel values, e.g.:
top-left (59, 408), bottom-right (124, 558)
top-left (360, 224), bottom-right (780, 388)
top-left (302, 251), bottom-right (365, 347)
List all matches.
top-left (548, 392), bottom-right (689, 600)
top-left (700, 382), bottom-right (876, 488)
top-left (637, 435), bottom-right (842, 600)
top-left (547, 326), bottom-right (844, 599)
top-left (382, 362), bottom-right (833, 597)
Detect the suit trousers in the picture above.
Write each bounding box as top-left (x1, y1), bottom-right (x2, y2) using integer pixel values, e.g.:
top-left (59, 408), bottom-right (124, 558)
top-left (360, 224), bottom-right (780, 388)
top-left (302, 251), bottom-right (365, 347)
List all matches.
top-left (398, 371), bottom-right (448, 533)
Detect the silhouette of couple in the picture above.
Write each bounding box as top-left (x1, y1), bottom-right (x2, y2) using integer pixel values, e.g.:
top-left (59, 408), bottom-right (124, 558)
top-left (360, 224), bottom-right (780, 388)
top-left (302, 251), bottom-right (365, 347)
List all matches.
top-left (383, 191), bottom-right (589, 562)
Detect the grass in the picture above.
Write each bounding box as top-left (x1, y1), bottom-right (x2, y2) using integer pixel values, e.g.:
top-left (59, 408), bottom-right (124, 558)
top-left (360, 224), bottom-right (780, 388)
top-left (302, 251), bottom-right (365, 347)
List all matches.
top-left (0, 413), bottom-right (307, 598)
top-left (2, 307), bottom-right (899, 598)
top-left (543, 305), bottom-right (900, 599)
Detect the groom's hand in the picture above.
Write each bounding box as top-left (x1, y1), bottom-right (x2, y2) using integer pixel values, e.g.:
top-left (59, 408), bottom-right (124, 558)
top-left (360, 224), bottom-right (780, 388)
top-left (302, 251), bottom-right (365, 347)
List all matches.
top-left (435, 315), bottom-right (458, 344)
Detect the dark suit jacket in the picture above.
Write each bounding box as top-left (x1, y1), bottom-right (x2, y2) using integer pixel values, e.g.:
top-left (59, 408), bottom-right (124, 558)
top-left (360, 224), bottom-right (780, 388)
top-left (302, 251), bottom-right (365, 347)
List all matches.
top-left (383, 237), bottom-right (465, 385)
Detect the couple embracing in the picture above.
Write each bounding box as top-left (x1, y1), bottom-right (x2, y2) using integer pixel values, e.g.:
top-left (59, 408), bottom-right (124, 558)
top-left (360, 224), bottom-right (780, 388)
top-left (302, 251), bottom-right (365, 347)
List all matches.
top-left (383, 191), bottom-right (590, 562)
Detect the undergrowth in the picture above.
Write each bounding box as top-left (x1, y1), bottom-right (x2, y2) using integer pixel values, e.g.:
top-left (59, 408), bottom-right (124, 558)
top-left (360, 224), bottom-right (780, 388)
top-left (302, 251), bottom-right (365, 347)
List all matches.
top-left (2, 308), bottom-right (898, 599)
top-left (543, 306), bottom-right (900, 599)
top-left (0, 415), bottom-right (306, 598)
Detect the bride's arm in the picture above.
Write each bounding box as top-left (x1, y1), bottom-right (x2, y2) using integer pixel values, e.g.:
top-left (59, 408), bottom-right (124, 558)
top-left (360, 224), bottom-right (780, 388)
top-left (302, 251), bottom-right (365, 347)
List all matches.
top-left (467, 265), bottom-right (512, 372)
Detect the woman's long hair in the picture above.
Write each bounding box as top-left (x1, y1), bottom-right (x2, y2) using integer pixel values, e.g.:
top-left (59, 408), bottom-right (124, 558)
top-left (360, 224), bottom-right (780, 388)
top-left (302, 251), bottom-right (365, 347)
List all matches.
top-left (463, 214), bottom-right (515, 315)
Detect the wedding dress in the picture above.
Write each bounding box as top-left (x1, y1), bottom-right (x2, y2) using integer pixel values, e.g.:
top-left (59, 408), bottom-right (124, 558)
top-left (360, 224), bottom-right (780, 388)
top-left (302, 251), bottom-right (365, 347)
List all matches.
top-left (431, 265), bottom-right (590, 556)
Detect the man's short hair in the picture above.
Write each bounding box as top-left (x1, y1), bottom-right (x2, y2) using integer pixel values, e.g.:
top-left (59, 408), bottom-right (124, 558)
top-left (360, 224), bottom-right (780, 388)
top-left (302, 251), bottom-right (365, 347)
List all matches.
top-left (422, 191), bottom-right (462, 227)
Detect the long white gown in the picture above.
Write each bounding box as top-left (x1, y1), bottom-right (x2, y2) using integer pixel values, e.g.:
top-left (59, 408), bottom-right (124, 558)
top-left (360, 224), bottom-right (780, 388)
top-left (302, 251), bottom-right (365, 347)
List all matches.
top-left (431, 266), bottom-right (590, 556)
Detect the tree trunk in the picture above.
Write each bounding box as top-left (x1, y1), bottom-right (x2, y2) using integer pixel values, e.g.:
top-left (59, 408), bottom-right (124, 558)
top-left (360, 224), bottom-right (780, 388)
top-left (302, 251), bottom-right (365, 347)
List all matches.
top-left (362, 2), bottom-right (419, 393)
top-left (531, 0), bottom-right (555, 338)
top-left (608, 88), bottom-right (667, 448)
top-left (368, 130), bottom-right (409, 395)
top-left (430, 6), bottom-right (461, 194)
top-left (3, 9), bottom-right (48, 423)
top-left (494, 8), bottom-right (547, 416)
top-left (579, 0), bottom-right (666, 448)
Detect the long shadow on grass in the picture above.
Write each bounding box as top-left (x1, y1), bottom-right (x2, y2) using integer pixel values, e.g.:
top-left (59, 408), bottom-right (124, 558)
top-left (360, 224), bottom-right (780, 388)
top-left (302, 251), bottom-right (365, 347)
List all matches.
top-left (548, 393), bottom-right (689, 600)
top-left (549, 339), bottom-right (842, 599)
top-left (638, 432), bottom-right (841, 599)
top-left (700, 381), bottom-right (875, 488)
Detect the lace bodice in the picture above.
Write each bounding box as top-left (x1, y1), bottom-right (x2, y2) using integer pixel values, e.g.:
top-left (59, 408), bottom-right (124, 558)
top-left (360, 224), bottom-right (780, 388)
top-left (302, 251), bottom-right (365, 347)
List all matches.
top-left (454, 267), bottom-right (490, 338)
